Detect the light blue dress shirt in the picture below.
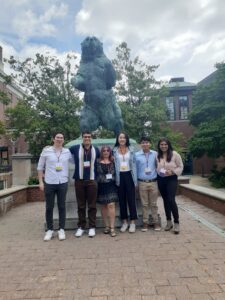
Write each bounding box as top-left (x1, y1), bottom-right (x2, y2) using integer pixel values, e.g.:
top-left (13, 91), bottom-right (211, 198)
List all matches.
top-left (135, 149), bottom-right (157, 180)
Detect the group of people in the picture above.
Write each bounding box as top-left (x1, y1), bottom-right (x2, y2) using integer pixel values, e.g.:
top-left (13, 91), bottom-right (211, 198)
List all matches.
top-left (37, 131), bottom-right (184, 241)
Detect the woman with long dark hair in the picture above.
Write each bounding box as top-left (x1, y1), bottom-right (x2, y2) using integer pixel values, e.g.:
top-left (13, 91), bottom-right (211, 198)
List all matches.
top-left (156, 138), bottom-right (183, 234)
top-left (113, 132), bottom-right (138, 233)
top-left (97, 146), bottom-right (118, 237)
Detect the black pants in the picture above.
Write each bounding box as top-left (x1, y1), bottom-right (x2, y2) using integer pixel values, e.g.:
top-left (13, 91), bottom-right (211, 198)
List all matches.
top-left (157, 175), bottom-right (179, 224)
top-left (118, 171), bottom-right (137, 220)
top-left (75, 180), bottom-right (97, 229)
top-left (45, 182), bottom-right (68, 230)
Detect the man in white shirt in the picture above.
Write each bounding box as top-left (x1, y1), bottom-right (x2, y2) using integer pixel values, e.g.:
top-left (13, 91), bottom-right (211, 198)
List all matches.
top-left (37, 132), bottom-right (72, 241)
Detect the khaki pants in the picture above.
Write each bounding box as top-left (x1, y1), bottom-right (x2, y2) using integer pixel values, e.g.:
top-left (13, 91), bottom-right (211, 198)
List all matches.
top-left (138, 181), bottom-right (159, 224)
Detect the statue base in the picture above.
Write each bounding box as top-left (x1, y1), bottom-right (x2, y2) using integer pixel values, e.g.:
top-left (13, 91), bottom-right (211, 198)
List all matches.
top-left (50, 138), bottom-right (161, 230)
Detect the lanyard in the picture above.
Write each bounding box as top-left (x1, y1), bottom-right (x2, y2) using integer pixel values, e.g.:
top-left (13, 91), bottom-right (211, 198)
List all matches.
top-left (144, 152), bottom-right (150, 167)
top-left (54, 148), bottom-right (62, 162)
top-left (84, 148), bottom-right (91, 161)
top-left (119, 147), bottom-right (127, 161)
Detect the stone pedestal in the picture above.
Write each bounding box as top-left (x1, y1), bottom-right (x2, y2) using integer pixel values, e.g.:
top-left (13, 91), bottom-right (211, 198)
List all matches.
top-left (51, 138), bottom-right (161, 230)
top-left (52, 167), bottom-right (161, 230)
top-left (12, 153), bottom-right (32, 186)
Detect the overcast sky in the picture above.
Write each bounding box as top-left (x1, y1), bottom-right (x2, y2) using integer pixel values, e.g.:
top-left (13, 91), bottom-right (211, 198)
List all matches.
top-left (0, 0), bottom-right (225, 83)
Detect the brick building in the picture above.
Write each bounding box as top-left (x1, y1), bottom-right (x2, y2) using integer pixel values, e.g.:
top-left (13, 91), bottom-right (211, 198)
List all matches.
top-left (165, 77), bottom-right (216, 175)
top-left (0, 46), bottom-right (28, 189)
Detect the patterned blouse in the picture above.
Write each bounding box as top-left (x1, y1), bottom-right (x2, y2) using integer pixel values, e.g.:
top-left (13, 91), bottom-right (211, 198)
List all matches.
top-left (97, 161), bottom-right (116, 183)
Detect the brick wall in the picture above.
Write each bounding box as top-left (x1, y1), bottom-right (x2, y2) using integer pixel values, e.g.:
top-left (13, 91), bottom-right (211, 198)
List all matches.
top-left (0, 186), bottom-right (44, 216)
top-left (180, 186), bottom-right (225, 215)
top-left (27, 186), bottom-right (45, 202)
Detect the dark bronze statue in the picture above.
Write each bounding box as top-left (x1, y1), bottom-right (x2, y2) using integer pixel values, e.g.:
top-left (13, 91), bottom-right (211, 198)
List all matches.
top-left (71, 36), bottom-right (123, 134)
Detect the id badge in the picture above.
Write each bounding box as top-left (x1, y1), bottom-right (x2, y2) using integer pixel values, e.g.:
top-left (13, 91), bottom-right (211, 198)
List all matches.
top-left (145, 167), bottom-right (151, 175)
top-left (120, 161), bottom-right (128, 171)
top-left (84, 161), bottom-right (90, 168)
top-left (55, 162), bottom-right (63, 172)
top-left (160, 168), bottom-right (166, 177)
top-left (106, 173), bottom-right (113, 180)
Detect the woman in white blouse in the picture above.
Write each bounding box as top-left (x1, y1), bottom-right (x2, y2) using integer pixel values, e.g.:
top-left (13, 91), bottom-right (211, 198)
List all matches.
top-left (113, 132), bottom-right (138, 233)
top-left (156, 138), bottom-right (183, 234)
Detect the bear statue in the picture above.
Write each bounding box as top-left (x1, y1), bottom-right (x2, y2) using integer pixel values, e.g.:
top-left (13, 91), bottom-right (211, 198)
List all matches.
top-left (71, 36), bottom-right (123, 134)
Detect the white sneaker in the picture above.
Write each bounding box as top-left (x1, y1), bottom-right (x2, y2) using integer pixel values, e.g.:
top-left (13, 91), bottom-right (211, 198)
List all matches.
top-left (120, 223), bottom-right (128, 232)
top-left (129, 223), bottom-right (136, 233)
top-left (88, 228), bottom-right (96, 238)
top-left (58, 229), bottom-right (66, 241)
top-left (75, 228), bottom-right (85, 237)
top-left (44, 230), bottom-right (53, 241)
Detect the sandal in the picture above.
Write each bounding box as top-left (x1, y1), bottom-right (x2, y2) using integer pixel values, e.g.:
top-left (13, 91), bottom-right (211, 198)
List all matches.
top-left (110, 228), bottom-right (116, 237)
top-left (103, 227), bottom-right (110, 234)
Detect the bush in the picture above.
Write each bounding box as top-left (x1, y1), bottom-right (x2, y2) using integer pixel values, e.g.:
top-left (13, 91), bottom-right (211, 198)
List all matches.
top-left (209, 166), bottom-right (225, 188)
top-left (28, 176), bottom-right (39, 185)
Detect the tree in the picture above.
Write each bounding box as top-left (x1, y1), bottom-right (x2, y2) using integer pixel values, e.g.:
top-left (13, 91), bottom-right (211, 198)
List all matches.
top-left (189, 62), bottom-right (225, 158)
top-left (0, 74), bottom-right (13, 135)
top-left (5, 53), bottom-right (82, 156)
top-left (112, 42), bottom-right (179, 147)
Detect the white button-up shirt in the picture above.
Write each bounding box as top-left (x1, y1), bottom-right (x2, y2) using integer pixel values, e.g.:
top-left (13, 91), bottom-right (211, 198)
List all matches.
top-left (37, 146), bottom-right (72, 184)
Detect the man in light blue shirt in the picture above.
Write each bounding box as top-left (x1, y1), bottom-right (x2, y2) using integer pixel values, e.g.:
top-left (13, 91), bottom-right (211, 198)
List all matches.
top-left (135, 136), bottom-right (161, 231)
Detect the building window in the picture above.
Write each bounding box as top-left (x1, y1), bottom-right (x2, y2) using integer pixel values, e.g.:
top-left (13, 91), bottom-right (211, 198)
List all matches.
top-left (165, 97), bottom-right (176, 120)
top-left (0, 180), bottom-right (4, 190)
top-left (179, 96), bottom-right (189, 120)
top-left (0, 147), bottom-right (10, 173)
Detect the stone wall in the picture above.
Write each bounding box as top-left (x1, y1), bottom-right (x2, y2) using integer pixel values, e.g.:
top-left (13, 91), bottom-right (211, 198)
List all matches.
top-left (0, 185), bottom-right (44, 216)
top-left (180, 185), bottom-right (225, 216)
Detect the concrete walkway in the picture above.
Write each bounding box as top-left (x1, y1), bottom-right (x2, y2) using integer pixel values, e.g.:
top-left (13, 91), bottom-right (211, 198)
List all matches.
top-left (1, 195), bottom-right (225, 300)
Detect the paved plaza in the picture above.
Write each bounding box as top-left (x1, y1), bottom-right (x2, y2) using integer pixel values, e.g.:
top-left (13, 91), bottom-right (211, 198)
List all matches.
top-left (1, 195), bottom-right (225, 300)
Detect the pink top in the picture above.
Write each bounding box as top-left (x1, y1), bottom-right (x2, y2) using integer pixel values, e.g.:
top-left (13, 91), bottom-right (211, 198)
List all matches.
top-left (156, 151), bottom-right (183, 176)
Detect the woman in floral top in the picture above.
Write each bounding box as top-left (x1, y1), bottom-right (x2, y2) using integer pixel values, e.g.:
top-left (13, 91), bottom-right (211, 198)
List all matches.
top-left (97, 146), bottom-right (118, 237)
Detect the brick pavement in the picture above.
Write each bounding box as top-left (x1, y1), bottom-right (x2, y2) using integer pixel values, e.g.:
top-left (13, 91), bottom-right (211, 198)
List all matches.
top-left (0, 196), bottom-right (225, 300)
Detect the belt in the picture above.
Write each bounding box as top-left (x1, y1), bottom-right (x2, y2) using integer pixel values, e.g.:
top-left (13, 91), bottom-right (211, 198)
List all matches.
top-left (138, 178), bottom-right (157, 183)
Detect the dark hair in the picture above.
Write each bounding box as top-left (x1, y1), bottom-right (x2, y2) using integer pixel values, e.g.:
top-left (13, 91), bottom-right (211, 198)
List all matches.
top-left (157, 138), bottom-right (173, 162)
top-left (52, 132), bottom-right (64, 139)
top-left (82, 131), bottom-right (92, 137)
top-left (100, 146), bottom-right (113, 161)
top-left (114, 132), bottom-right (130, 147)
top-left (140, 136), bottom-right (151, 143)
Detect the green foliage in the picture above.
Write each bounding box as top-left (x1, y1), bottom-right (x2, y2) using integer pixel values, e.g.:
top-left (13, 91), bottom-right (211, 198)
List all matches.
top-left (0, 90), bottom-right (11, 105)
top-left (189, 62), bottom-right (225, 158)
top-left (209, 166), bottom-right (225, 188)
top-left (0, 120), bottom-right (5, 134)
top-left (28, 176), bottom-right (39, 185)
top-left (112, 42), bottom-right (180, 147)
top-left (5, 53), bottom-right (82, 156)
top-left (0, 75), bottom-right (12, 106)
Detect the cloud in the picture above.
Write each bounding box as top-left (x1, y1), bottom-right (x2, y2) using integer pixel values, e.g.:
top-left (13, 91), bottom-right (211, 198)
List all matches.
top-left (1, 0), bottom-right (224, 83)
top-left (0, 39), bottom-right (80, 77)
top-left (0, 0), bottom-right (68, 47)
top-left (74, 0), bottom-right (225, 82)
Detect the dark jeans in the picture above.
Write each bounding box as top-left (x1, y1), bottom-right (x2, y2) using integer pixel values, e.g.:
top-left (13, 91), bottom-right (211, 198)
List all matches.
top-left (45, 182), bottom-right (68, 230)
top-left (75, 180), bottom-right (97, 229)
top-left (157, 175), bottom-right (179, 224)
top-left (118, 171), bottom-right (137, 220)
